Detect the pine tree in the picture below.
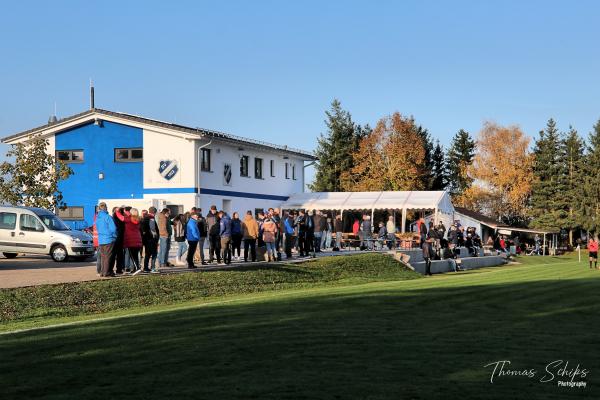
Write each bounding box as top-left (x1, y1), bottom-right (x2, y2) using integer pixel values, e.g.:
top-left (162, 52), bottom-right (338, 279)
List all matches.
top-left (310, 99), bottom-right (359, 192)
top-left (446, 129), bottom-right (475, 196)
top-left (580, 120), bottom-right (600, 233)
top-left (562, 126), bottom-right (584, 245)
top-left (530, 118), bottom-right (566, 230)
top-left (430, 140), bottom-right (447, 190)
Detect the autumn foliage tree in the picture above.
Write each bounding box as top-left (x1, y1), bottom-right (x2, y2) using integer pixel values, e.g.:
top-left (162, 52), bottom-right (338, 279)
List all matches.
top-left (341, 112), bottom-right (426, 191)
top-left (460, 122), bottom-right (533, 224)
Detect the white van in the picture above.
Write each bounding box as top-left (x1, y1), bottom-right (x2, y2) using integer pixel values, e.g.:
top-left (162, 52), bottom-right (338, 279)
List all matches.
top-left (0, 206), bottom-right (94, 262)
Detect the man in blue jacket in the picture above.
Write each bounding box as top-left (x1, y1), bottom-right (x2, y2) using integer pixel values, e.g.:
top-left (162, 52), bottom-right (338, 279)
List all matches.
top-left (96, 202), bottom-right (117, 277)
top-left (186, 213), bottom-right (200, 269)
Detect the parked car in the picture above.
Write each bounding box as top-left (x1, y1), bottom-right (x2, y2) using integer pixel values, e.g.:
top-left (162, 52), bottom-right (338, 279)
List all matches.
top-left (0, 206), bottom-right (94, 262)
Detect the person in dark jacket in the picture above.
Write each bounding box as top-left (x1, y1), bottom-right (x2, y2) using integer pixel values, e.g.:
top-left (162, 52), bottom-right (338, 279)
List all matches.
top-left (206, 206), bottom-right (221, 263)
top-left (231, 212), bottom-right (243, 261)
top-left (305, 210), bottom-right (315, 256)
top-left (112, 206), bottom-right (126, 274)
top-left (196, 212), bottom-right (207, 265)
top-left (141, 206), bottom-right (159, 272)
top-left (296, 210), bottom-right (307, 257)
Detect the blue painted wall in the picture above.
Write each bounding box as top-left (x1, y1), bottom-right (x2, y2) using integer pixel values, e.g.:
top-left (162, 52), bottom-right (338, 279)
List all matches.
top-left (56, 121), bottom-right (143, 228)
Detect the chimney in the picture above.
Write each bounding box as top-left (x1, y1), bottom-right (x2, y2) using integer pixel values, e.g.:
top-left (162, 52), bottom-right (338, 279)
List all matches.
top-left (90, 85), bottom-right (95, 109)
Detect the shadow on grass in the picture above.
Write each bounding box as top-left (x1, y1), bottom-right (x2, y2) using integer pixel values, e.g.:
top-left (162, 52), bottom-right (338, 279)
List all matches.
top-left (1, 277), bottom-right (599, 400)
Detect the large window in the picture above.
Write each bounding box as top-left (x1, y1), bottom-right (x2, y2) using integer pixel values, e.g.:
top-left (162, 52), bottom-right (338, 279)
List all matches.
top-left (240, 155), bottom-right (249, 177)
top-left (0, 212), bottom-right (16, 230)
top-left (115, 148), bottom-right (143, 162)
top-left (292, 164), bottom-right (297, 180)
top-left (270, 160), bottom-right (275, 177)
top-left (20, 214), bottom-right (44, 232)
top-left (255, 158), bottom-right (263, 179)
top-left (57, 206), bottom-right (84, 221)
top-left (285, 163), bottom-right (290, 179)
top-left (56, 150), bottom-right (84, 163)
top-left (201, 148), bottom-right (211, 171)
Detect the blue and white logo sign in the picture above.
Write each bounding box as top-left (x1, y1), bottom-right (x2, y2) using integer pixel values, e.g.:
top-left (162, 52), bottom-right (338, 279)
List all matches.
top-left (159, 160), bottom-right (179, 181)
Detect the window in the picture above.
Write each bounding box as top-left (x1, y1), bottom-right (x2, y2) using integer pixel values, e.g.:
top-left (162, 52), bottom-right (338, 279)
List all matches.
top-left (270, 160), bottom-right (275, 177)
top-left (285, 163), bottom-right (290, 179)
top-left (240, 155), bottom-right (249, 177)
top-left (0, 212), bottom-right (16, 230)
top-left (201, 148), bottom-right (211, 171)
top-left (115, 148), bottom-right (143, 162)
top-left (57, 206), bottom-right (84, 221)
top-left (56, 150), bottom-right (84, 163)
top-left (255, 158), bottom-right (263, 179)
top-left (20, 214), bottom-right (44, 232)
top-left (292, 164), bottom-right (297, 180)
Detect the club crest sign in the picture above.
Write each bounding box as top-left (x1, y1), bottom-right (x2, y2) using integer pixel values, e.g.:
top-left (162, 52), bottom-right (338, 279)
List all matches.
top-left (223, 163), bottom-right (232, 186)
top-left (159, 160), bottom-right (179, 181)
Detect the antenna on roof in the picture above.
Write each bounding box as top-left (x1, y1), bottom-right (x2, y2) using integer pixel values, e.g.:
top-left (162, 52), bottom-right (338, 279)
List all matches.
top-left (48, 101), bottom-right (58, 124)
top-left (89, 78), bottom-right (95, 110)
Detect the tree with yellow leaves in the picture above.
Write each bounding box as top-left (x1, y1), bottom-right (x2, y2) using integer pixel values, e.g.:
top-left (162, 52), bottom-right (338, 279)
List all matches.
top-left (340, 112), bottom-right (426, 191)
top-left (459, 121), bottom-right (533, 224)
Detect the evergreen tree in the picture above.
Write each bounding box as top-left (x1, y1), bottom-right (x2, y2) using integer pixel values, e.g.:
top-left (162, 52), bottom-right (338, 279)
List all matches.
top-left (529, 118), bottom-right (566, 231)
top-left (430, 140), bottom-right (447, 190)
top-left (446, 129), bottom-right (476, 196)
top-left (562, 126), bottom-right (584, 245)
top-left (310, 99), bottom-right (360, 192)
top-left (580, 120), bottom-right (600, 233)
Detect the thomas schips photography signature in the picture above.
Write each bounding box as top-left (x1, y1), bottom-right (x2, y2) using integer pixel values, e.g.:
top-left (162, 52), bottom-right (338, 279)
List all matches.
top-left (484, 360), bottom-right (589, 388)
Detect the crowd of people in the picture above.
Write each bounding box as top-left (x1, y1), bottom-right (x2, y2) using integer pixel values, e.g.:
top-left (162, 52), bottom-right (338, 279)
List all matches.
top-left (93, 201), bottom-right (521, 278)
top-left (94, 204), bottom-right (350, 277)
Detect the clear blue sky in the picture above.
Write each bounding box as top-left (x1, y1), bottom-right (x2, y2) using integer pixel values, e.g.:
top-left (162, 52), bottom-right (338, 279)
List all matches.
top-left (1, 0), bottom-right (599, 185)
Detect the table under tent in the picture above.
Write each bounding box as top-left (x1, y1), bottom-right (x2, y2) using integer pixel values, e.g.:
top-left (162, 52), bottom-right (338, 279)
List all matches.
top-left (280, 191), bottom-right (455, 247)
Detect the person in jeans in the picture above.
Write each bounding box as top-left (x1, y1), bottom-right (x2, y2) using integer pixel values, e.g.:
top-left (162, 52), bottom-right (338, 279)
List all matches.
top-left (262, 216), bottom-right (278, 262)
top-left (386, 215), bottom-right (397, 249)
top-left (360, 215), bottom-right (373, 250)
top-left (219, 211), bottom-right (232, 264)
top-left (230, 212), bottom-right (243, 261)
top-left (96, 202), bottom-right (117, 277)
top-left (156, 208), bottom-right (172, 268)
top-left (172, 214), bottom-right (188, 265)
top-left (242, 210), bottom-right (258, 262)
top-left (334, 214), bottom-right (343, 250)
top-left (322, 216), bottom-right (332, 250)
top-left (186, 213), bottom-right (200, 269)
top-left (141, 207), bottom-right (159, 272)
top-left (112, 206), bottom-right (126, 275)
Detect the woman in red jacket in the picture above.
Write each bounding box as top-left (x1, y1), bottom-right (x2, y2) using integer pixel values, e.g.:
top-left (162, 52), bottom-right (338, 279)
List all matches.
top-left (115, 208), bottom-right (143, 273)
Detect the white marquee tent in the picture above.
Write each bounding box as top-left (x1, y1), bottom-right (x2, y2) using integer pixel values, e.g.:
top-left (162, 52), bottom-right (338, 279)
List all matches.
top-left (280, 191), bottom-right (455, 233)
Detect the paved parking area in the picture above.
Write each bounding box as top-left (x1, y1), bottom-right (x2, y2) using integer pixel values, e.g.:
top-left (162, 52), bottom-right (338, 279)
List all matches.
top-left (0, 255), bottom-right (99, 289)
top-left (0, 249), bottom-right (372, 289)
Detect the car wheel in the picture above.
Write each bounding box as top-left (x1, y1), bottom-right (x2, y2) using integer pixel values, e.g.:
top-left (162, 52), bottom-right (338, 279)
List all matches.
top-left (2, 252), bottom-right (18, 259)
top-left (50, 245), bottom-right (69, 262)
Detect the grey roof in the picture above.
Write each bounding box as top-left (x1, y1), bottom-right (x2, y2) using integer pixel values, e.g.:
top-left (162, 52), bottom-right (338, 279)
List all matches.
top-left (2, 108), bottom-right (317, 160)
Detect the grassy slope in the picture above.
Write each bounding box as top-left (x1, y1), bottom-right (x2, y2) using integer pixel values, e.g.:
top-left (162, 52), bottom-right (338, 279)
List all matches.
top-left (1, 255), bottom-right (599, 399)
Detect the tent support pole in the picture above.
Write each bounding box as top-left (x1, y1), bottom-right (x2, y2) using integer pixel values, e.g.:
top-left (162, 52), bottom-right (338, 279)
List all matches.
top-left (401, 209), bottom-right (407, 233)
top-left (543, 233), bottom-right (546, 256)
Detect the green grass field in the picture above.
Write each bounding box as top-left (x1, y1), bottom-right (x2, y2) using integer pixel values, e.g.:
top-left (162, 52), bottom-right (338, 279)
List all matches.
top-left (1, 254), bottom-right (598, 399)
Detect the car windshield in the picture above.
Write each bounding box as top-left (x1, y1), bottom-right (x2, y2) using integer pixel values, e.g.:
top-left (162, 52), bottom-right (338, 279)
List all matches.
top-left (36, 213), bottom-right (71, 231)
